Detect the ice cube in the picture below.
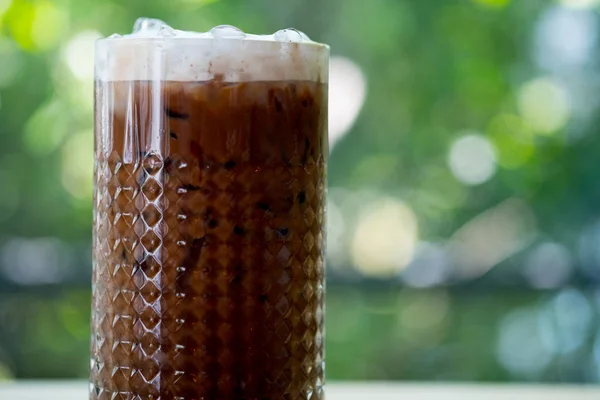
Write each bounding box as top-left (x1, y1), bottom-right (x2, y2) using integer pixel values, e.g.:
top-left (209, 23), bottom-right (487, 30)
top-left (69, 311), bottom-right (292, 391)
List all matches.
top-left (132, 18), bottom-right (175, 37)
top-left (273, 28), bottom-right (310, 43)
top-left (210, 25), bottom-right (246, 39)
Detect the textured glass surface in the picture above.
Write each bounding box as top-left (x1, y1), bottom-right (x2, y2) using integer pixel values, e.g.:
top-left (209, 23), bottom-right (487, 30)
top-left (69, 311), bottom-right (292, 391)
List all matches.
top-left (91, 80), bottom-right (327, 399)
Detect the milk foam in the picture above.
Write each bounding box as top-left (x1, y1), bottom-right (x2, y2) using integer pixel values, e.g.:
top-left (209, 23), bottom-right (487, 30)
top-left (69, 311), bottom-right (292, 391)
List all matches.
top-left (96, 18), bottom-right (329, 83)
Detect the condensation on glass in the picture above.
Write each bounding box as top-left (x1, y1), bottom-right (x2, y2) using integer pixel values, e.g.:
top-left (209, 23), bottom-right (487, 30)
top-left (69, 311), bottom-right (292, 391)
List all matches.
top-left (91, 20), bottom-right (329, 400)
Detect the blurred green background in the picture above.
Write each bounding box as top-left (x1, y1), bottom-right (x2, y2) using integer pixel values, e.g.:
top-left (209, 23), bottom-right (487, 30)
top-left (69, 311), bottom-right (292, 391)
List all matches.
top-left (1, 0), bottom-right (600, 383)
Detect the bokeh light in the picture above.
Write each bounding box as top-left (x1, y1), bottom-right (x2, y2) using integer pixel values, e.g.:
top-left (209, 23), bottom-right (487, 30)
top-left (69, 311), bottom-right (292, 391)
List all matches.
top-left (535, 6), bottom-right (598, 72)
top-left (63, 30), bottom-right (102, 81)
top-left (177, 0), bottom-right (221, 5)
top-left (448, 133), bottom-right (497, 186)
top-left (351, 197), bottom-right (418, 277)
top-left (487, 114), bottom-right (534, 169)
top-left (401, 242), bottom-right (450, 288)
top-left (497, 308), bottom-right (553, 377)
top-left (577, 219), bottom-right (600, 280)
top-left (24, 98), bottom-right (72, 156)
top-left (471, 0), bottom-right (511, 9)
top-left (594, 329), bottom-right (600, 381)
top-left (31, 1), bottom-right (69, 51)
top-left (449, 199), bottom-right (536, 280)
top-left (415, 165), bottom-right (468, 215)
top-left (518, 77), bottom-right (571, 134)
top-left (0, 0), bottom-right (11, 24)
top-left (397, 291), bottom-right (450, 346)
top-left (329, 188), bottom-right (380, 272)
top-left (4, 0), bottom-right (35, 50)
top-left (539, 289), bottom-right (593, 356)
top-left (525, 242), bottom-right (573, 289)
top-left (560, 0), bottom-right (600, 9)
top-left (326, 196), bottom-right (347, 268)
top-left (0, 38), bottom-right (23, 87)
top-left (0, 362), bottom-right (13, 380)
top-left (0, 238), bottom-right (72, 285)
top-left (328, 56), bottom-right (367, 147)
top-left (61, 130), bottom-right (94, 200)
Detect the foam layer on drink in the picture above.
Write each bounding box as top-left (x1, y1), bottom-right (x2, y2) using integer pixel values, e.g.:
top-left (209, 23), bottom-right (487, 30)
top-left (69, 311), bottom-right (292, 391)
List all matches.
top-left (96, 18), bottom-right (329, 83)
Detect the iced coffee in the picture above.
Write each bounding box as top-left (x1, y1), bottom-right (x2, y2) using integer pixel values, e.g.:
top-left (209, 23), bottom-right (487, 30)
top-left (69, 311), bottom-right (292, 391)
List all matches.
top-left (91, 20), bottom-right (328, 400)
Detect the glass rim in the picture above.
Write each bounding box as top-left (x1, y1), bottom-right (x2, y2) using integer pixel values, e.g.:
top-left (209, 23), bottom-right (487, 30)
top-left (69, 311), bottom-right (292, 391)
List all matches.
top-left (96, 36), bottom-right (330, 51)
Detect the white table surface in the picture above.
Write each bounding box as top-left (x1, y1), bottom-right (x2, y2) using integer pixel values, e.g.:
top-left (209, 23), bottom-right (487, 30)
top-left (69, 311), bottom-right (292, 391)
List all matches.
top-left (1, 381), bottom-right (599, 400)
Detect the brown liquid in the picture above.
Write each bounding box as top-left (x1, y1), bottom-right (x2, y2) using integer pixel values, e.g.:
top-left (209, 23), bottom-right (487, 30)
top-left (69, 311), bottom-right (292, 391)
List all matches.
top-left (91, 80), bottom-right (327, 400)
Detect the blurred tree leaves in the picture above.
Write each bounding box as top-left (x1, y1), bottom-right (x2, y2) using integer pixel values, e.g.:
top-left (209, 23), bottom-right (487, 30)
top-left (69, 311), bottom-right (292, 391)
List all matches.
top-left (0, 0), bottom-right (600, 383)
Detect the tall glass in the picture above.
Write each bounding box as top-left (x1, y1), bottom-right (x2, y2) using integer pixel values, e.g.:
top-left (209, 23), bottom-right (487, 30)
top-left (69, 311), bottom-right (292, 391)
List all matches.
top-left (91, 21), bottom-right (329, 400)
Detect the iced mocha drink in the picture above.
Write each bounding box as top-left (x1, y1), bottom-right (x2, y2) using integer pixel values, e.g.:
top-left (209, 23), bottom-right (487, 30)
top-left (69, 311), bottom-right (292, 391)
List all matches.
top-left (91, 20), bottom-right (328, 400)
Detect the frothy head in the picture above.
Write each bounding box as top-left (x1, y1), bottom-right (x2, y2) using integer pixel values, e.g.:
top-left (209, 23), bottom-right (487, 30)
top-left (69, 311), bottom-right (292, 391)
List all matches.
top-left (96, 18), bottom-right (329, 83)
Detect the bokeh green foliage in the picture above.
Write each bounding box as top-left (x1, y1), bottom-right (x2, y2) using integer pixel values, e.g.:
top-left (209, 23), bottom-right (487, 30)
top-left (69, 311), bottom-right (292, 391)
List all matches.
top-left (1, 0), bottom-right (600, 383)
